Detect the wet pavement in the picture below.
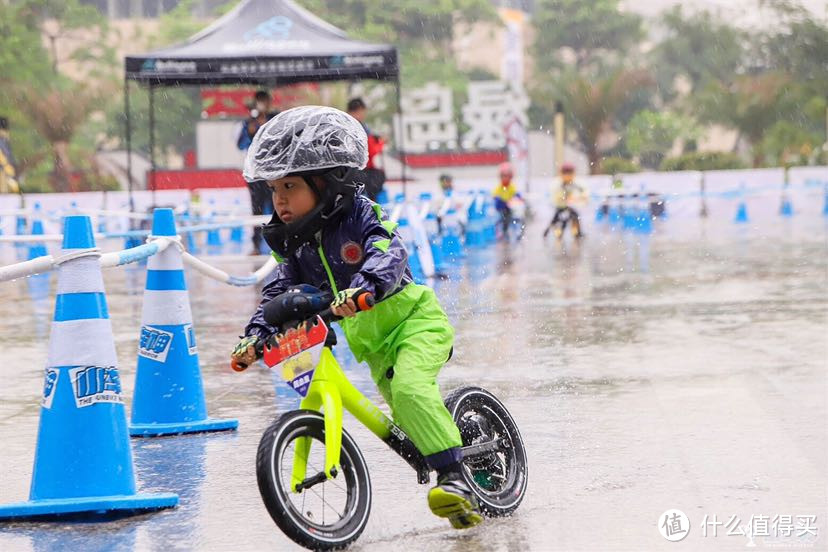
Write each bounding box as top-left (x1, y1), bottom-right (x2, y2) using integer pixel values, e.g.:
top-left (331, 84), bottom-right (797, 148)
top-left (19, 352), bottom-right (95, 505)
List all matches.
top-left (0, 214), bottom-right (825, 551)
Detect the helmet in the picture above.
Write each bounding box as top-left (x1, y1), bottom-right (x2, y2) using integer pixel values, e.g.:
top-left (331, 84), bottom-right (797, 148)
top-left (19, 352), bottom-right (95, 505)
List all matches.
top-left (560, 162), bottom-right (575, 173)
top-left (246, 106), bottom-right (369, 258)
top-left (498, 162), bottom-right (514, 177)
top-left (243, 105), bottom-right (367, 183)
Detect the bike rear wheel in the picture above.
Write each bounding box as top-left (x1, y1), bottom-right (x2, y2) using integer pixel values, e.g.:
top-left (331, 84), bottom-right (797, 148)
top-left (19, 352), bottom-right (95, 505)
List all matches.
top-left (256, 410), bottom-right (371, 550)
top-left (444, 386), bottom-right (528, 517)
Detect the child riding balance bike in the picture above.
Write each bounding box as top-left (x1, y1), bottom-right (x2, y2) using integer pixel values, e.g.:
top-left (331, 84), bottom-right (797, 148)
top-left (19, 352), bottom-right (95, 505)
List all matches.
top-left (230, 106), bottom-right (527, 549)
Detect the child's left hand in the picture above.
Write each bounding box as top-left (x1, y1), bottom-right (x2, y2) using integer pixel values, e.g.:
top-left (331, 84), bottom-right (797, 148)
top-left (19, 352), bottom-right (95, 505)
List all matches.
top-left (331, 289), bottom-right (359, 318)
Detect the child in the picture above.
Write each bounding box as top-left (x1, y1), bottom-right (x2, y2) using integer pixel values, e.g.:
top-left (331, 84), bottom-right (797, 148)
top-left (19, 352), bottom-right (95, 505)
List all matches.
top-left (543, 162), bottom-right (585, 239)
top-left (230, 106), bottom-right (482, 530)
top-left (491, 162), bottom-right (521, 236)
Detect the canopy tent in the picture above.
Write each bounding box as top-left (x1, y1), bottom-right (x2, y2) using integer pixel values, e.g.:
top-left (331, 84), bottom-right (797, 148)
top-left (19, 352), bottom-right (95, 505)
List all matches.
top-left (123, 0), bottom-right (402, 206)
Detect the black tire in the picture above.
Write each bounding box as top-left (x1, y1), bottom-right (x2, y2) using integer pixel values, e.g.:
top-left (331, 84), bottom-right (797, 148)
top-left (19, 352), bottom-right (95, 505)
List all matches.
top-left (256, 410), bottom-right (371, 550)
top-left (444, 386), bottom-right (528, 517)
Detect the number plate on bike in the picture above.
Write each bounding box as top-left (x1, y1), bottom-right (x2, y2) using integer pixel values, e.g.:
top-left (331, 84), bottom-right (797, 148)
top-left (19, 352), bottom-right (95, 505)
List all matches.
top-left (262, 316), bottom-right (328, 397)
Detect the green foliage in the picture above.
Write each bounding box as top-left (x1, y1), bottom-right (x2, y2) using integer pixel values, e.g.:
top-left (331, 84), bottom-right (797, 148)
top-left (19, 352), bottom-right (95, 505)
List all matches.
top-left (599, 156), bottom-right (640, 175)
top-left (532, 0), bottom-right (643, 73)
top-left (296, 0), bottom-right (496, 45)
top-left (534, 66), bottom-right (653, 173)
top-left (759, 120), bottom-right (822, 166)
top-left (660, 151), bottom-right (746, 171)
top-left (625, 110), bottom-right (699, 168)
top-left (650, 6), bottom-right (745, 96)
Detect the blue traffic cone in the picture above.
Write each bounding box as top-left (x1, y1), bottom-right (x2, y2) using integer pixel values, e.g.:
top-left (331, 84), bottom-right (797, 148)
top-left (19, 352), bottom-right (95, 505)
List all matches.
top-left (734, 201), bottom-right (749, 223)
top-left (397, 216), bottom-right (425, 283)
top-left (481, 195), bottom-right (497, 244)
top-left (608, 198), bottom-right (622, 228)
top-left (180, 210), bottom-right (198, 254)
top-left (622, 198), bottom-right (637, 231)
top-left (0, 215), bottom-right (178, 520)
top-left (465, 195), bottom-right (483, 247)
top-left (130, 208), bottom-right (238, 437)
top-left (595, 202), bottom-right (606, 223)
top-left (27, 203), bottom-right (48, 260)
top-left (376, 189), bottom-right (389, 206)
top-left (424, 213), bottom-right (446, 274)
top-left (206, 200), bottom-right (222, 252)
top-left (636, 206), bottom-right (653, 234)
top-left (441, 207), bottom-right (464, 260)
top-left (16, 214), bottom-right (27, 236)
top-left (230, 199), bottom-right (244, 246)
top-left (779, 195), bottom-right (793, 217)
top-left (823, 186), bottom-right (828, 217)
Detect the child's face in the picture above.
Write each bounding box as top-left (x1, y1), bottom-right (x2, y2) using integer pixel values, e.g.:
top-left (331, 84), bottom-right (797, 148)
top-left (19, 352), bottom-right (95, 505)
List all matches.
top-left (267, 177), bottom-right (318, 223)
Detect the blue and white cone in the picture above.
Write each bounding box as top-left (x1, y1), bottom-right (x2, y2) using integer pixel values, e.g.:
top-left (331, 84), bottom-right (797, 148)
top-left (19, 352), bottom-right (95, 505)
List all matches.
top-left (27, 203), bottom-right (48, 260)
top-left (823, 185), bottom-right (828, 217)
top-left (230, 199), bottom-right (244, 245)
top-left (779, 195), bottom-right (793, 217)
top-left (441, 207), bottom-right (464, 260)
top-left (481, 195), bottom-right (497, 244)
top-left (465, 195), bottom-right (484, 247)
top-left (0, 215), bottom-right (178, 520)
top-left (206, 200), bottom-right (222, 251)
top-left (130, 209), bottom-right (237, 437)
top-left (424, 213), bottom-right (446, 274)
top-left (734, 201), bottom-right (749, 223)
top-left (397, 216), bottom-right (425, 283)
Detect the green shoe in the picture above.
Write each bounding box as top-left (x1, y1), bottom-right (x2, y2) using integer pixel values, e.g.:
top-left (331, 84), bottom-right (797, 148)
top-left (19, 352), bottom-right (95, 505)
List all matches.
top-left (427, 473), bottom-right (483, 530)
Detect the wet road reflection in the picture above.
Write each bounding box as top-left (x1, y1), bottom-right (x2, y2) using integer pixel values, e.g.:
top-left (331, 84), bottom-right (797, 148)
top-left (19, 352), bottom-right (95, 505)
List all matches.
top-left (0, 216), bottom-right (825, 550)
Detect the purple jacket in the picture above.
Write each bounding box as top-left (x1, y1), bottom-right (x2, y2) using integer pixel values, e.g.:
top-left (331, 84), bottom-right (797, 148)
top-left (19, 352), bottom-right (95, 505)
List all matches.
top-left (245, 195), bottom-right (413, 339)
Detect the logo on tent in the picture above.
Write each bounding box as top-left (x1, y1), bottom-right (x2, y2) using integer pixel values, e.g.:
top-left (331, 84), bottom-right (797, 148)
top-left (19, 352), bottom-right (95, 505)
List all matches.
top-left (244, 16), bottom-right (293, 42)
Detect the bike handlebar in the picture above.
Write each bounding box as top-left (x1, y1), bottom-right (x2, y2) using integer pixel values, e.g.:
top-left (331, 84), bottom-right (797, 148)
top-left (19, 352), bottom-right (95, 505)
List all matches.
top-left (231, 288), bottom-right (374, 372)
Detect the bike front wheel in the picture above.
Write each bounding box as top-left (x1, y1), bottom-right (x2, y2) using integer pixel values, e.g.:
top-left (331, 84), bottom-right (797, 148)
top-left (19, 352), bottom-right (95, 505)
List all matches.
top-left (445, 386), bottom-right (528, 517)
top-left (256, 410), bottom-right (372, 550)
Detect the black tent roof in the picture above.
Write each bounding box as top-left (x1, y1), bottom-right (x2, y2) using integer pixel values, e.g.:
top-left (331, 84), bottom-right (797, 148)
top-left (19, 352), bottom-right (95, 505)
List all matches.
top-left (125, 0), bottom-right (398, 86)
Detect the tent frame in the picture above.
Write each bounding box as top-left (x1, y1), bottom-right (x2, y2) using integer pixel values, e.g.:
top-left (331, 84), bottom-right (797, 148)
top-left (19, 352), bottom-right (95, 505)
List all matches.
top-left (124, 75), bottom-right (405, 210)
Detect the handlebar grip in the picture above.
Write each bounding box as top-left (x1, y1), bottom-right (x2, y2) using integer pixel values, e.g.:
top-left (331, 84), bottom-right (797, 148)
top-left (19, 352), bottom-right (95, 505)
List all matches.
top-left (353, 289), bottom-right (375, 312)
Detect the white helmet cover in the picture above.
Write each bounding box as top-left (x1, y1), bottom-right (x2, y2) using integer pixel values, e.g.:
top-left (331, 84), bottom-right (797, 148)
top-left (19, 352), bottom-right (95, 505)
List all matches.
top-left (243, 105), bottom-right (368, 182)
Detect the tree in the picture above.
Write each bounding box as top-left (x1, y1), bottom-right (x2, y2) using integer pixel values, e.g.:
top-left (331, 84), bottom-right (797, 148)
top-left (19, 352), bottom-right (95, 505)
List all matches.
top-left (531, 0), bottom-right (644, 73)
top-left (541, 67), bottom-right (653, 173)
top-left (759, 120), bottom-right (822, 166)
top-left (625, 110), bottom-right (699, 169)
top-left (296, 0), bottom-right (496, 56)
top-left (12, 82), bottom-right (105, 192)
top-left (650, 6), bottom-right (745, 97)
top-left (0, 0), bottom-right (112, 189)
top-left (696, 72), bottom-right (793, 166)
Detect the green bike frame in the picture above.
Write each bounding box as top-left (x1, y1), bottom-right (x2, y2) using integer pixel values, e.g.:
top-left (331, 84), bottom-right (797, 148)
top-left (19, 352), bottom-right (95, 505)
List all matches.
top-left (289, 346), bottom-right (428, 492)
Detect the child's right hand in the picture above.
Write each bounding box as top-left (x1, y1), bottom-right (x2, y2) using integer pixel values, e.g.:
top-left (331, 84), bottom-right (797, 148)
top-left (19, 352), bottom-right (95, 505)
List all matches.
top-left (231, 335), bottom-right (261, 371)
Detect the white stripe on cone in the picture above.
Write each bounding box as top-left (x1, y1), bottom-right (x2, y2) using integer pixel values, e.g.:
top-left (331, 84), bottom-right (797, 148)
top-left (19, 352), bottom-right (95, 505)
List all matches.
top-left (47, 319), bottom-right (118, 367)
top-left (141, 290), bottom-right (193, 326)
top-left (56, 257), bottom-right (105, 295)
top-left (147, 247), bottom-right (184, 270)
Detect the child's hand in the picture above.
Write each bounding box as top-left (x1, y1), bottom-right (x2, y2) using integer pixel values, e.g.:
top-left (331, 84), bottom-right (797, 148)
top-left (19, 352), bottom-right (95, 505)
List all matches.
top-left (231, 335), bottom-right (261, 370)
top-left (331, 289), bottom-right (360, 318)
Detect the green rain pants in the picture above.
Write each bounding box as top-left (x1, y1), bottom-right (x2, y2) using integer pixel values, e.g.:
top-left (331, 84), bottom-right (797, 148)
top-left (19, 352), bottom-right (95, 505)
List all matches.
top-left (339, 283), bottom-right (462, 456)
